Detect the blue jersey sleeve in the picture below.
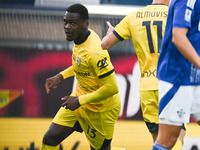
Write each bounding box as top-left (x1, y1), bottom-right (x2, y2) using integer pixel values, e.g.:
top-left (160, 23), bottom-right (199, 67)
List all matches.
top-left (173, 0), bottom-right (195, 29)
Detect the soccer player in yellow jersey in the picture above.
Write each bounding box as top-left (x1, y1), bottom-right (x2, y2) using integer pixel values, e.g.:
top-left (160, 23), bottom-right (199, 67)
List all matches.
top-left (41, 4), bottom-right (121, 150)
top-left (101, 0), bottom-right (186, 149)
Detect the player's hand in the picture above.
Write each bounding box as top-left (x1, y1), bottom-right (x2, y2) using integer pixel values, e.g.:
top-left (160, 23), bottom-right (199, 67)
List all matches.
top-left (45, 76), bottom-right (58, 94)
top-left (61, 96), bottom-right (81, 111)
top-left (106, 21), bottom-right (114, 36)
top-left (45, 74), bottom-right (63, 94)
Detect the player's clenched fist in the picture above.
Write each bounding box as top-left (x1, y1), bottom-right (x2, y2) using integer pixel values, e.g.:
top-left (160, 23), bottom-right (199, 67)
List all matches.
top-left (61, 96), bottom-right (81, 111)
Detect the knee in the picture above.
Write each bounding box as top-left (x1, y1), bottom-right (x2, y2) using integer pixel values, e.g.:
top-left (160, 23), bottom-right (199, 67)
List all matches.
top-left (42, 131), bottom-right (52, 145)
top-left (43, 130), bottom-right (60, 146)
top-left (157, 135), bottom-right (178, 148)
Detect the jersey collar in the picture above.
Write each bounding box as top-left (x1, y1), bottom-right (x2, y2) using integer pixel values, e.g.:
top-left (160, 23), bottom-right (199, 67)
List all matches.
top-left (75, 30), bottom-right (91, 45)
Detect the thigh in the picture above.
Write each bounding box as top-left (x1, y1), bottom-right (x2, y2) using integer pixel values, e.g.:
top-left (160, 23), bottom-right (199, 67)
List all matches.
top-left (43, 107), bottom-right (82, 145)
top-left (53, 106), bottom-right (78, 127)
top-left (158, 80), bottom-right (192, 126)
top-left (140, 90), bottom-right (159, 123)
top-left (76, 104), bottom-right (120, 149)
top-left (140, 90), bottom-right (159, 133)
top-left (43, 122), bottom-right (75, 145)
top-left (53, 107), bottom-right (83, 132)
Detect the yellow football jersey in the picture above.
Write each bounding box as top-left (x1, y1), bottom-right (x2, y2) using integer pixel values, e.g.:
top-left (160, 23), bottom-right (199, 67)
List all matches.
top-left (72, 29), bottom-right (120, 112)
top-left (114, 4), bottom-right (168, 91)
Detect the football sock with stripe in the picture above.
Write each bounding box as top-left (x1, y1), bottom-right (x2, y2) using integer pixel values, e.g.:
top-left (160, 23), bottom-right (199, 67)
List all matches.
top-left (171, 138), bottom-right (183, 150)
top-left (152, 142), bottom-right (170, 150)
top-left (41, 143), bottom-right (60, 150)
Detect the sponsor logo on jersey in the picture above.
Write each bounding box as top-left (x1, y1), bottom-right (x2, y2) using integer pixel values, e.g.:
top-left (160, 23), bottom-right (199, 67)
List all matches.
top-left (97, 57), bottom-right (109, 70)
top-left (74, 69), bottom-right (90, 76)
top-left (141, 69), bottom-right (156, 77)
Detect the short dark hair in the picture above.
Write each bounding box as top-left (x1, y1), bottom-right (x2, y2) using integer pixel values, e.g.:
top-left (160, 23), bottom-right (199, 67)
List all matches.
top-left (66, 4), bottom-right (89, 20)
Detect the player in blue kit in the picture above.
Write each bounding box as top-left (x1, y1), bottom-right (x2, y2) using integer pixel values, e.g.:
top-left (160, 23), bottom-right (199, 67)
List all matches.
top-left (152, 0), bottom-right (200, 149)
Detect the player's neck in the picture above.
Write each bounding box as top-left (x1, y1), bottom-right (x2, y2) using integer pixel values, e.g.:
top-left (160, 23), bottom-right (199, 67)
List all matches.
top-left (152, 0), bottom-right (169, 6)
top-left (74, 29), bottom-right (90, 45)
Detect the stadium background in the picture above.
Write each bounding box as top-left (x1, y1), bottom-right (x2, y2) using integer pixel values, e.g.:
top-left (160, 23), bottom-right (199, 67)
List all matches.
top-left (0, 0), bottom-right (199, 149)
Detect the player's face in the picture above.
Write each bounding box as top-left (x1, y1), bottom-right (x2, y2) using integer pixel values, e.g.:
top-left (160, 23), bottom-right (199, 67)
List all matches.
top-left (64, 12), bottom-right (87, 42)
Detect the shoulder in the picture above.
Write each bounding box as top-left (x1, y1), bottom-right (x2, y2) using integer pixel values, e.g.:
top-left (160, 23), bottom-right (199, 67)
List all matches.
top-left (87, 29), bottom-right (102, 51)
top-left (89, 29), bottom-right (101, 39)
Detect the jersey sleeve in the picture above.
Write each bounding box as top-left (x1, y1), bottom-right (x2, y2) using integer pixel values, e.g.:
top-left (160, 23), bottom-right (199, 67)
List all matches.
top-left (79, 71), bottom-right (118, 105)
top-left (88, 49), bottom-right (114, 79)
top-left (173, 0), bottom-right (194, 28)
top-left (114, 14), bottom-right (132, 40)
top-left (60, 66), bottom-right (74, 79)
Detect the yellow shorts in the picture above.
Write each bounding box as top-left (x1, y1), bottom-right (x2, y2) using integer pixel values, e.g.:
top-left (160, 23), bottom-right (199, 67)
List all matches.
top-left (53, 104), bottom-right (121, 149)
top-left (140, 90), bottom-right (159, 124)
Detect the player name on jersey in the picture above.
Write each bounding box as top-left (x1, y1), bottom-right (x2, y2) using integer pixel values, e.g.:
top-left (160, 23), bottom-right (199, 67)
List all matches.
top-left (136, 10), bottom-right (168, 18)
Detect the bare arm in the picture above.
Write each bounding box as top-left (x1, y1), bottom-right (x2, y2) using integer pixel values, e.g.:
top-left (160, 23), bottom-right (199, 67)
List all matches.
top-left (101, 21), bottom-right (120, 50)
top-left (172, 27), bottom-right (200, 69)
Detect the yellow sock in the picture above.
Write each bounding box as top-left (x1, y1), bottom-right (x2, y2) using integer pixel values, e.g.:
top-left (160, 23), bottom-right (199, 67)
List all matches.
top-left (41, 143), bottom-right (60, 150)
top-left (111, 147), bottom-right (127, 150)
top-left (171, 138), bottom-right (182, 150)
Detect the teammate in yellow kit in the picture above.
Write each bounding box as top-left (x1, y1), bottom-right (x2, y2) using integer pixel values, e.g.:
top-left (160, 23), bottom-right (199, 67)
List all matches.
top-left (101, 0), bottom-right (185, 149)
top-left (41, 4), bottom-right (121, 150)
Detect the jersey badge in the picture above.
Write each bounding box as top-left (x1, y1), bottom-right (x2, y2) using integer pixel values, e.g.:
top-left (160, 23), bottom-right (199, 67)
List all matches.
top-left (177, 108), bottom-right (185, 118)
top-left (185, 9), bottom-right (192, 22)
top-left (94, 51), bottom-right (100, 55)
top-left (77, 57), bottom-right (81, 66)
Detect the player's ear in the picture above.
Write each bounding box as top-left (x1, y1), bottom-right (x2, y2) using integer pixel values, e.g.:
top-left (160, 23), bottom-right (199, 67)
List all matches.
top-left (84, 20), bottom-right (89, 28)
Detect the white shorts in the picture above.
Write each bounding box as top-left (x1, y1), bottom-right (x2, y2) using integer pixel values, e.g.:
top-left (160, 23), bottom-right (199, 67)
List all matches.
top-left (158, 80), bottom-right (200, 126)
